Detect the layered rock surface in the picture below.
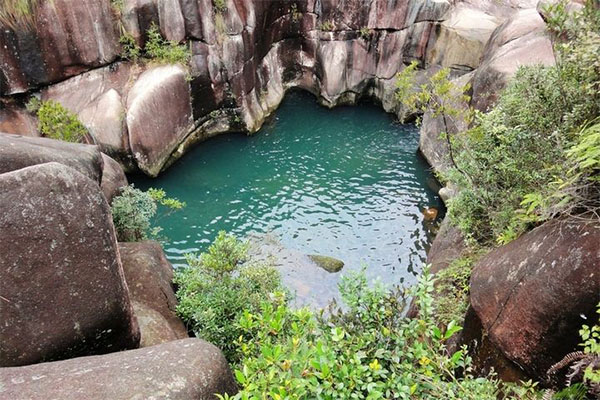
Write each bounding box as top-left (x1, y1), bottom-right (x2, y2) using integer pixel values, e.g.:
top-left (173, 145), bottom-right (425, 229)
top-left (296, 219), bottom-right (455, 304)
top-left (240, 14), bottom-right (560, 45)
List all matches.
top-left (0, 0), bottom-right (556, 176)
top-left (0, 162), bottom-right (139, 367)
top-left (0, 338), bottom-right (237, 400)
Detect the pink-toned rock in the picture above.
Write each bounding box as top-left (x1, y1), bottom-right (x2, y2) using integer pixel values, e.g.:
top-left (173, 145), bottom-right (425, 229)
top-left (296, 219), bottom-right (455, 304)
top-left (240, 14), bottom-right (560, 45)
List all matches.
top-left (0, 102), bottom-right (39, 136)
top-left (118, 241), bottom-right (189, 347)
top-left (0, 162), bottom-right (139, 367)
top-left (0, 133), bottom-right (104, 183)
top-left (0, 0), bottom-right (119, 95)
top-left (100, 153), bottom-right (128, 204)
top-left (0, 339), bottom-right (237, 399)
top-left (470, 219), bottom-right (600, 378)
top-left (126, 65), bottom-right (193, 176)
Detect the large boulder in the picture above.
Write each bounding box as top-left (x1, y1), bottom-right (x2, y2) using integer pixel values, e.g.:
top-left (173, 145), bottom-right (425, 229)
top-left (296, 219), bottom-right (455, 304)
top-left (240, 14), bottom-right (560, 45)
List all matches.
top-left (426, 4), bottom-right (500, 72)
top-left (471, 8), bottom-right (555, 111)
top-left (100, 153), bottom-right (128, 204)
top-left (126, 65), bottom-right (194, 176)
top-left (0, 162), bottom-right (139, 367)
top-left (0, 338), bottom-right (238, 399)
top-left (119, 241), bottom-right (189, 347)
top-left (470, 219), bottom-right (600, 378)
top-left (0, 133), bottom-right (104, 183)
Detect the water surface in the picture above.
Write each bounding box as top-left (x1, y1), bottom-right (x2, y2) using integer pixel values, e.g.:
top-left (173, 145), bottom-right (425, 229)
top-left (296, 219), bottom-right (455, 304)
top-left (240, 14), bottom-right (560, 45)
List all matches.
top-left (131, 91), bottom-right (443, 287)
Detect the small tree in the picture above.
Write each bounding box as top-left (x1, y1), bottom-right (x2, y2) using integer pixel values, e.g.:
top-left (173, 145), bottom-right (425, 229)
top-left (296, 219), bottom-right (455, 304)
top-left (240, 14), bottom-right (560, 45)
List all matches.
top-left (110, 185), bottom-right (185, 242)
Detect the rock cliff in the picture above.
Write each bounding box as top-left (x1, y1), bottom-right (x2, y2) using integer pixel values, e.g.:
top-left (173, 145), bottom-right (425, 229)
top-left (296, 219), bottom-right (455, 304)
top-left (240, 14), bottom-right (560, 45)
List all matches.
top-left (0, 0), bottom-right (554, 176)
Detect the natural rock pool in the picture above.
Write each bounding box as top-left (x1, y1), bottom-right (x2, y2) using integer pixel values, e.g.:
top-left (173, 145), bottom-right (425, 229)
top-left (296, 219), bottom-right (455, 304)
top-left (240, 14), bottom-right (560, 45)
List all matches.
top-left (131, 91), bottom-right (443, 290)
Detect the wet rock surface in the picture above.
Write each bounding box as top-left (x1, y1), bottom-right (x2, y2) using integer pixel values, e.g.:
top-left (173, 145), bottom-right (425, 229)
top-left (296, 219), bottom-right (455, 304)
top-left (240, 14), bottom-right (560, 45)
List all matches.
top-left (0, 338), bottom-right (238, 400)
top-left (0, 162), bottom-right (139, 367)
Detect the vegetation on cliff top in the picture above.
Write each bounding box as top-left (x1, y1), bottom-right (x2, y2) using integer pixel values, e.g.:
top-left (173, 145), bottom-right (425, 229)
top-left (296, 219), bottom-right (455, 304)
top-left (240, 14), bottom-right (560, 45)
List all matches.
top-left (110, 185), bottom-right (185, 242)
top-left (26, 98), bottom-right (88, 143)
top-left (0, 0), bottom-right (40, 29)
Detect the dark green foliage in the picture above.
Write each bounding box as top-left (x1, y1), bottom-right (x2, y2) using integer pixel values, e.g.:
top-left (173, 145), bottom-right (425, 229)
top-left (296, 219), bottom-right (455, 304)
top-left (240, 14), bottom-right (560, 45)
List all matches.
top-left (174, 231), bottom-right (282, 362)
top-left (110, 185), bottom-right (185, 242)
top-left (119, 31), bottom-right (141, 61)
top-left (36, 100), bottom-right (87, 143)
top-left (445, 1), bottom-right (600, 244)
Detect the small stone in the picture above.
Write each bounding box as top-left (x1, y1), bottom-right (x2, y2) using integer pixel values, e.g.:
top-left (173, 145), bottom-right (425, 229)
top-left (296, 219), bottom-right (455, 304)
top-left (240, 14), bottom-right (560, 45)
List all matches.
top-left (422, 207), bottom-right (438, 221)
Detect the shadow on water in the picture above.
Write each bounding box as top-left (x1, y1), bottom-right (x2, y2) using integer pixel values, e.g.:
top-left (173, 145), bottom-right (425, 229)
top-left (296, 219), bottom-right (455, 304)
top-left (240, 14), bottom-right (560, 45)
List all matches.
top-left (130, 90), bottom-right (445, 305)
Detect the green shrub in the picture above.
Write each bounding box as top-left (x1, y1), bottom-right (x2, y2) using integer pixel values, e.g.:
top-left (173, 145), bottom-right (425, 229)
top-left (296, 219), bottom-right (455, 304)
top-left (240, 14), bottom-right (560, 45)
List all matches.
top-left (144, 23), bottom-right (191, 65)
top-left (439, 1), bottom-right (600, 244)
top-left (433, 256), bottom-right (474, 327)
top-left (119, 31), bottom-right (141, 61)
top-left (110, 185), bottom-right (185, 242)
top-left (0, 0), bottom-right (40, 30)
top-left (219, 268), bottom-right (536, 399)
top-left (36, 100), bottom-right (87, 143)
top-left (174, 231), bottom-right (282, 362)
top-left (213, 0), bottom-right (227, 13)
top-left (319, 20), bottom-right (334, 31)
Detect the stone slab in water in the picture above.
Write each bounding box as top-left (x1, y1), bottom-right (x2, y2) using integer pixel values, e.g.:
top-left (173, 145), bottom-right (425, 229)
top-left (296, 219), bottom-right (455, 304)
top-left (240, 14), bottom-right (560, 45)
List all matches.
top-left (0, 162), bottom-right (139, 367)
top-left (0, 339), bottom-right (237, 400)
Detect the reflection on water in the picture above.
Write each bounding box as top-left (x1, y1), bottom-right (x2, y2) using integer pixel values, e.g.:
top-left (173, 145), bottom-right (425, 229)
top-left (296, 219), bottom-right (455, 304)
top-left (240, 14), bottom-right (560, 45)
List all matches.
top-left (131, 91), bottom-right (444, 289)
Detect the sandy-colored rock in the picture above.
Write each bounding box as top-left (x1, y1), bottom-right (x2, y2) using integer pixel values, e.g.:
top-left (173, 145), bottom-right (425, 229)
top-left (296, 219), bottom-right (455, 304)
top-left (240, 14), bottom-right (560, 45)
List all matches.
top-left (126, 65), bottom-right (193, 176)
top-left (119, 241), bottom-right (189, 347)
top-left (0, 338), bottom-right (237, 399)
top-left (0, 162), bottom-right (139, 367)
top-left (470, 219), bottom-right (600, 378)
top-left (471, 9), bottom-right (555, 111)
top-left (426, 5), bottom-right (499, 71)
top-left (0, 133), bottom-right (103, 183)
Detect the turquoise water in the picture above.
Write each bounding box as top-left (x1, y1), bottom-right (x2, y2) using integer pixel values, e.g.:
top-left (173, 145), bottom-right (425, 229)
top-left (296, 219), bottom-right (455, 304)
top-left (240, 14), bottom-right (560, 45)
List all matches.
top-left (131, 91), bottom-right (443, 286)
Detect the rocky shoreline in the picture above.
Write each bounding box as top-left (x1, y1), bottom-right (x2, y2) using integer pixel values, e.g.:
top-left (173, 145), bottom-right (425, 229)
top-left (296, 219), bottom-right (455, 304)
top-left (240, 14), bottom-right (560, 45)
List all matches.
top-left (1, 0), bottom-right (598, 398)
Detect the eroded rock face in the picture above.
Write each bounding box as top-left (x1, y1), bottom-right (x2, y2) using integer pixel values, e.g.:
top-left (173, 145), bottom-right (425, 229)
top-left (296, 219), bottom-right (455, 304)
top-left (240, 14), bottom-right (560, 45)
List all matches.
top-left (470, 219), bottom-right (600, 378)
top-left (126, 65), bottom-right (193, 176)
top-left (0, 133), bottom-right (104, 183)
top-left (118, 241), bottom-right (188, 347)
top-left (0, 338), bottom-right (238, 399)
top-left (0, 162), bottom-right (139, 367)
top-left (0, 0), bottom-right (119, 95)
top-left (0, 0), bottom-right (556, 176)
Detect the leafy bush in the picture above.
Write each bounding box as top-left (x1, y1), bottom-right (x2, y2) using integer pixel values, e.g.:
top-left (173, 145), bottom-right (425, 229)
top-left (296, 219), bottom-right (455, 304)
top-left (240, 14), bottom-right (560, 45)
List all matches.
top-left (36, 100), bottom-right (87, 143)
top-left (213, 0), bottom-right (227, 13)
top-left (119, 31), bottom-right (141, 61)
top-left (144, 23), bottom-right (191, 65)
top-left (174, 231), bottom-right (282, 362)
top-left (435, 1), bottom-right (599, 244)
top-left (110, 185), bottom-right (185, 242)
top-left (219, 268), bottom-right (536, 399)
top-left (433, 256), bottom-right (475, 327)
top-left (0, 0), bottom-right (40, 29)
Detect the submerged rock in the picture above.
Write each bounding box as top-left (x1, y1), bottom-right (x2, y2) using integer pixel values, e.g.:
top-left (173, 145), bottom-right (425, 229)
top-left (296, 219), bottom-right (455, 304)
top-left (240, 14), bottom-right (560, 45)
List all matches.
top-left (308, 254), bottom-right (345, 273)
top-left (0, 338), bottom-right (238, 399)
top-left (0, 162), bottom-right (139, 367)
top-left (470, 218), bottom-right (600, 379)
top-left (119, 241), bottom-right (189, 347)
